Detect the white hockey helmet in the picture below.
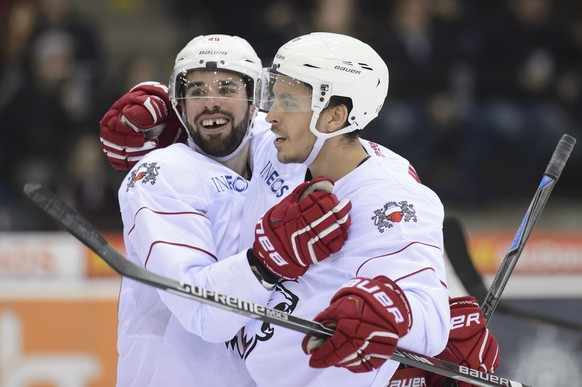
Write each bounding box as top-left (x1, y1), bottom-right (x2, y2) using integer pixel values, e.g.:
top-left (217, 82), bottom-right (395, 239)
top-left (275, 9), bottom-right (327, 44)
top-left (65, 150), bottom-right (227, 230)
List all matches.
top-left (259, 32), bottom-right (389, 165)
top-left (169, 34), bottom-right (262, 105)
top-left (268, 32), bottom-right (388, 132)
top-left (168, 34), bottom-right (262, 160)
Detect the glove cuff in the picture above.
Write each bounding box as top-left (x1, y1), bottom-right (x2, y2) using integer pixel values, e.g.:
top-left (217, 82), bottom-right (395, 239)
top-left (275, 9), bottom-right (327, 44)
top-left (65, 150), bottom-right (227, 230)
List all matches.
top-left (247, 249), bottom-right (279, 289)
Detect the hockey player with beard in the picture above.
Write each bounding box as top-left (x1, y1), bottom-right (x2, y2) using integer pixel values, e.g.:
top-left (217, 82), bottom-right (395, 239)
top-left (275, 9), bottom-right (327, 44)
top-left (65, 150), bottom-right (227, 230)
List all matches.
top-left (101, 34), bottom-right (351, 387)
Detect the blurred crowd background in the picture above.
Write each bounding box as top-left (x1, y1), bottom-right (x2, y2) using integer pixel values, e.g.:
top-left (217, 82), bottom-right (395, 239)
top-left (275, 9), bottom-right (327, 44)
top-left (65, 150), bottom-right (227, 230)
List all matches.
top-left (1, 0), bottom-right (581, 231)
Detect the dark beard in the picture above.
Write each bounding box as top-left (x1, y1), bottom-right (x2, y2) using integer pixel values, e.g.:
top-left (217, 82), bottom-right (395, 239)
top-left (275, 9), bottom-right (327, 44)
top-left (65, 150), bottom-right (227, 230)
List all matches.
top-left (189, 110), bottom-right (250, 157)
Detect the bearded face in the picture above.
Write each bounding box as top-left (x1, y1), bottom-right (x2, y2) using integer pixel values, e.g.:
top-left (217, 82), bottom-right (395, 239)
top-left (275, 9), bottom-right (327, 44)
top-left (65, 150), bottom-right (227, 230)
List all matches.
top-left (187, 106), bottom-right (251, 157)
top-left (179, 70), bottom-right (254, 157)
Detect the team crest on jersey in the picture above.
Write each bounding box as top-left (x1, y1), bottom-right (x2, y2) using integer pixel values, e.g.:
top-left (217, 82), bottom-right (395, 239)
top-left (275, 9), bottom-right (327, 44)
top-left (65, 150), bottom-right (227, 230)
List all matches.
top-left (372, 200), bottom-right (417, 233)
top-left (126, 162), bottom-right (160, 191)
top-left (226, 282), bottom-right (299, 359)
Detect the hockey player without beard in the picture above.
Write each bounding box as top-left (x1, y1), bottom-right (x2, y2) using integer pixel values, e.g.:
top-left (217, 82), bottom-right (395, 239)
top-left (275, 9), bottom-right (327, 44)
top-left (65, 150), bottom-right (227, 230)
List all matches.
top-left (99, 33), bottom-right (500, 386)
top-left (231, 32), bottom-right (448, 386)
top-left (246, 32), bottom-right (499, 387)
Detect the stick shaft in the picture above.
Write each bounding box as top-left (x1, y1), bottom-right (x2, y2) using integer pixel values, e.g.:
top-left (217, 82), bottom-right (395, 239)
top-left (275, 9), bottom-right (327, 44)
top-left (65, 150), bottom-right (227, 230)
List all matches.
top-left (482, 134), bottom-right (576, 322)
top-left (444, 217), bottom-right (582, 332)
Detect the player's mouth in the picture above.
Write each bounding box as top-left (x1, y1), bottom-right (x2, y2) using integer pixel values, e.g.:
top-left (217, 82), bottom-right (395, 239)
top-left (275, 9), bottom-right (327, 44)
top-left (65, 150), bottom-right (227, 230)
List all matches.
top-left (199, 116), bottom-right (230, 132)
top-left (271, 129), bottom-right (287, 146)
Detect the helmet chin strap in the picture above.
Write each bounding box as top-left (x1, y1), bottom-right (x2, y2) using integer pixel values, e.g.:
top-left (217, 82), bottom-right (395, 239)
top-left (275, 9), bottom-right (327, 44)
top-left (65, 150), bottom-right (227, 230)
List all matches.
top-left (302, 109), bottom-right (358, 166)
top-left (303, 132), bottom-right (326, 167)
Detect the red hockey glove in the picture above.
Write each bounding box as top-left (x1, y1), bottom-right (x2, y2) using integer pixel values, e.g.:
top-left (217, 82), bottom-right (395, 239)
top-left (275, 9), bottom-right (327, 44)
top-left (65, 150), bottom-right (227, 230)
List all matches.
top-left (426, 296), bottom-right (500, 387)
top-left (250, 176), bottom-right (351, 281)
top-left (99, 81), bottom-right (188, 170)
top-left (302, 276), bottom-right (412, 373)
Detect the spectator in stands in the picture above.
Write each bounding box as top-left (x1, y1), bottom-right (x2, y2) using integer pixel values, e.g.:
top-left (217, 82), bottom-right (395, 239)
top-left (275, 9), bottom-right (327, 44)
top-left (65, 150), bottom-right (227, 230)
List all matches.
top-left (369, 0), bottom-right (478, 191)
top-left (458, 0), bottom-right (581, 203)
top-left (35, 0), bottom-right (103, 127)
top-left (0, 0), bottom-right (40, 220)
top-left (0, 0), bottom-right (109, 230)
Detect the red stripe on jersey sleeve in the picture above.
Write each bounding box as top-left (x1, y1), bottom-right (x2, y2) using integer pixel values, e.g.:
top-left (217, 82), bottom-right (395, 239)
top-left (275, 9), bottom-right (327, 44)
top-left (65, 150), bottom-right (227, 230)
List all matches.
top-left (128, 206), bottom-right (209, 235)
top-left (144, 241), bottom-right (218, 268)
top-left (408, 164), bottom-right (421, 183)
top-left (395, 266), bottom-right (448, 290)
top-left (355, 241), bottom-right (441, 277)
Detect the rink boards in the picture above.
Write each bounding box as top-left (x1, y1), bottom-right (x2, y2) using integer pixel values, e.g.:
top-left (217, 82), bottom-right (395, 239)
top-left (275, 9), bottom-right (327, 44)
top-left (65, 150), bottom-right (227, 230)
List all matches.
top-left (0, 230), bottom-right (580, 387)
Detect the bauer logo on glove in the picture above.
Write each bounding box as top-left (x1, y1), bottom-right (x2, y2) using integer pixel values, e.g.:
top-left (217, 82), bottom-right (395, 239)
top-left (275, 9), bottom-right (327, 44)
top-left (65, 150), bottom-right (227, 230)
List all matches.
top-left (302, 276), bottom-right (412, 373)
top-left (425, 296), bottom-right (500, 387)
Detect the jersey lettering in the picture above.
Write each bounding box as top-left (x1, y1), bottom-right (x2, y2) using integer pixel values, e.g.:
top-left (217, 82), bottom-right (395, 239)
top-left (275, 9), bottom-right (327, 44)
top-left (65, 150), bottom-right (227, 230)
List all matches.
top-left (211, 175), bottom-right (249, 193)
top-left (259, 161), bottom-right (290, 197)
top-left (365, 141), bottom-right (385, 157)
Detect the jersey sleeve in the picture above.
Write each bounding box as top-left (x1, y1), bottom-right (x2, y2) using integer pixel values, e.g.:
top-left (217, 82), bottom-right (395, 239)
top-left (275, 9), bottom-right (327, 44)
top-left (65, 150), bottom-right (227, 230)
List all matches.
top-left (119, 146), bottom-right (272, 342)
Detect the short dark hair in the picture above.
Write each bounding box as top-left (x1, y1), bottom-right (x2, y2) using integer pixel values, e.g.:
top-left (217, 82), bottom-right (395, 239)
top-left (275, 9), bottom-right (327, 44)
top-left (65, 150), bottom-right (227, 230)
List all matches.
top-left (325, 96), bottom-right (361, 141)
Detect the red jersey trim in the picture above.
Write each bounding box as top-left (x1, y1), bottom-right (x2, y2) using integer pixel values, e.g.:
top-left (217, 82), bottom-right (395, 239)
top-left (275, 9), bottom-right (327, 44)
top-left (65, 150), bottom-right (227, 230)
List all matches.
top-left (128, 206), bottom-right (209, 235)
top-left (356, 241), bottom-right (446, 288)
top-left (144, 241), bottom-right (218, 268)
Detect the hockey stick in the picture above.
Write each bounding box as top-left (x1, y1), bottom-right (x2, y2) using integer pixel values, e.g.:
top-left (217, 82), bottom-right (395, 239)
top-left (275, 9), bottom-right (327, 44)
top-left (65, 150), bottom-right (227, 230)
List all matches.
top-left (444, 217), bottom-right (582, 332)
top-left (23, 183), bottom-right (532, 387)
top-left (442, 134), bottom-right (576, 387)
top-left (480, 134), bottom-right (576, 322)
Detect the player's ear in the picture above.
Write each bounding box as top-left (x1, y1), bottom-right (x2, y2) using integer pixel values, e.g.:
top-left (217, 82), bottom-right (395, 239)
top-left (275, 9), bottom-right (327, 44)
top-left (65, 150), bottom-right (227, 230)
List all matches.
top-left (320, 104), bottom-right (349, 134)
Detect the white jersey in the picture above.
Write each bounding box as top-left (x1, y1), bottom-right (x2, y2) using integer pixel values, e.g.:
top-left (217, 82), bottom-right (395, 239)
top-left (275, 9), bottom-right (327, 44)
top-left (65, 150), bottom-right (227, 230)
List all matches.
top-left (116, 109), bottom-right (448, 386)
top-left (116, 125), bottom-right (302, 386)
top-left (228, 144), bottom-right (450, 387)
